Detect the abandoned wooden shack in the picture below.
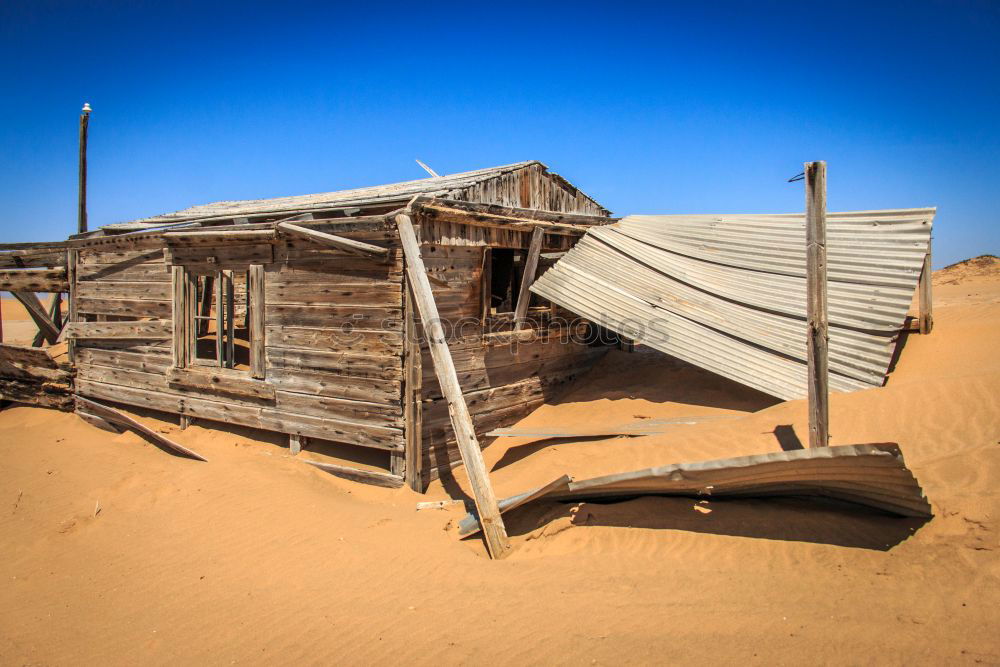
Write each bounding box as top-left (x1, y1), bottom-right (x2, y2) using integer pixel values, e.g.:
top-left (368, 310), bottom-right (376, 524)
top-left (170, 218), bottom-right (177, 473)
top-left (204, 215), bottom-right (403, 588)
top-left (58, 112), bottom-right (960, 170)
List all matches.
top-left (0, 161), bottom-right (614, 491)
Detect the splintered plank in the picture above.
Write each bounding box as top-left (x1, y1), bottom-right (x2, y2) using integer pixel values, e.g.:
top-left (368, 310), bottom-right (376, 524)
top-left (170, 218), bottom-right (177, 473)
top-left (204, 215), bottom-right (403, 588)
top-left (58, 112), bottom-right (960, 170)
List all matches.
top-left (75, 396), bottom-right (208, 462)
top-left (277, 222), bottom-right (389, 257)
top-left (301, 459), bottom-right (404, 488)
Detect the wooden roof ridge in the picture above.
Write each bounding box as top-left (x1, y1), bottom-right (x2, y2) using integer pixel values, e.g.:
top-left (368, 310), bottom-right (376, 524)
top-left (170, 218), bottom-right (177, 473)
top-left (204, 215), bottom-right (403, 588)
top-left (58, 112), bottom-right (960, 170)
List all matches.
top-left (103, 160), bottom-right (574, 230)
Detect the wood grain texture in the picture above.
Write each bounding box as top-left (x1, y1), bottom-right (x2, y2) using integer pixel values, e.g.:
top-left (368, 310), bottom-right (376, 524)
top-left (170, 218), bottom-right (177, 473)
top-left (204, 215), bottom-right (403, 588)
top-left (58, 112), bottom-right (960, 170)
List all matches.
top-left (805, 161), bottom-right (830, 448)
top-left (397, 212), bottom-right (511, 559)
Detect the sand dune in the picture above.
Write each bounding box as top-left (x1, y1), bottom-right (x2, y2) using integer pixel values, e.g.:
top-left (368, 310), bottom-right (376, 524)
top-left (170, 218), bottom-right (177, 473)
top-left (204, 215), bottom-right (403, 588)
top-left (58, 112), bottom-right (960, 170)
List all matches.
top-left (1, 264), bottom-right (998, 664)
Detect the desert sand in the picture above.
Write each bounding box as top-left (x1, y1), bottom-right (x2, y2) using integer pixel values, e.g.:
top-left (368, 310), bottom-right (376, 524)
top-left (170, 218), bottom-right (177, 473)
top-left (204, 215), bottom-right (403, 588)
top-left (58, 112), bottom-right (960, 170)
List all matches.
top-left (1, 259), bottom-right (998, 664)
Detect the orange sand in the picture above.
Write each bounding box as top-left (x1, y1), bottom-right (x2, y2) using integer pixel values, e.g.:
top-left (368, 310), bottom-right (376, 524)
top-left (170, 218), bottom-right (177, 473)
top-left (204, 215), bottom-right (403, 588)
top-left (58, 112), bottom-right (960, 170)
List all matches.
top-left (1, 262), bottom-right (998, 664)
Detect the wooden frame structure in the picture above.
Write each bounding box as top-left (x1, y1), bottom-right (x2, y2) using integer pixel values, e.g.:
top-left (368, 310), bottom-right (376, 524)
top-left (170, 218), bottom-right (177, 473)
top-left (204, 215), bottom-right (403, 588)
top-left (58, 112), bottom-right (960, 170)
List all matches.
top-left (1, 163), bottom-right (613, 509)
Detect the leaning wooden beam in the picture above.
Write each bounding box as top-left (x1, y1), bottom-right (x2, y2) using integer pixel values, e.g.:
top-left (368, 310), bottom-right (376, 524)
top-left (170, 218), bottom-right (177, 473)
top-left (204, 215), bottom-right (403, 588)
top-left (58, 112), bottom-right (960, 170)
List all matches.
top-left (0, 268), bottom-right (68, 292)
top-left (804, 160), bottom-right (830, 448)
top-left (75, 396), bottom-right (208, 462)
top-left (302, 459), bottom-right (404, 489)
top-left (32, 292), bottom-right (62, 347)
top-left (11, 291), bottom-right (59, 345)
top-left (396, 212), bottom-right (512, 559)
top-left (277, 221), bottom-right (389, 257)
top-left (513, 227), bottom-right (545, 331)
top-left (918, 248), bottom-right (933, 334)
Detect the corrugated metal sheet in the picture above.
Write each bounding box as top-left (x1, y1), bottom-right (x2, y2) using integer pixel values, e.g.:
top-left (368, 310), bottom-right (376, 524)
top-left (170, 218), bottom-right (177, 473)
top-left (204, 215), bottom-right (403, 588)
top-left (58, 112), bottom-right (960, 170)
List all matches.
top-left (531, 208), bottom-right (934, 400)
top-left (457, 444), bottom-right (932, 536)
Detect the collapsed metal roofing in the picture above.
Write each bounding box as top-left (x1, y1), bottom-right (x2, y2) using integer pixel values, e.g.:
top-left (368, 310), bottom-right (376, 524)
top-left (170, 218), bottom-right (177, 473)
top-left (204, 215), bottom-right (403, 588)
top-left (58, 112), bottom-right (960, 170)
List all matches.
top-left (531, 208), bottom-right (935, 400)
top-left (107, 160), bottom-right (608, 231)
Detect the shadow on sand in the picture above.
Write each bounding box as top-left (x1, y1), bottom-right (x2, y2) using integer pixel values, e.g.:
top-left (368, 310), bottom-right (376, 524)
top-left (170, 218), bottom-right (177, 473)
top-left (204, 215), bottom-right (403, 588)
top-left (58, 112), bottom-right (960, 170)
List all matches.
top-left (501, 494), bottom-right (930, 551)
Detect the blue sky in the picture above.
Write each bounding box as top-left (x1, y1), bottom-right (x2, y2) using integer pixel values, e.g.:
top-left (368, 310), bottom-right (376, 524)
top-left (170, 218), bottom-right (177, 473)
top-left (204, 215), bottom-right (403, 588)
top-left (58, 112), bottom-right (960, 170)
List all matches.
top-left (1, 0), bottom-right (997, 266)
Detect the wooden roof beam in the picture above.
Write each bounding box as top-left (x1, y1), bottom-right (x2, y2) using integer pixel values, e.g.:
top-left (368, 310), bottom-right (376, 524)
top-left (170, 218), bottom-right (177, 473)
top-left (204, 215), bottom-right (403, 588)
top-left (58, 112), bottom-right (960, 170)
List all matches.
top-left (277, 221), bottom-right (389, 257)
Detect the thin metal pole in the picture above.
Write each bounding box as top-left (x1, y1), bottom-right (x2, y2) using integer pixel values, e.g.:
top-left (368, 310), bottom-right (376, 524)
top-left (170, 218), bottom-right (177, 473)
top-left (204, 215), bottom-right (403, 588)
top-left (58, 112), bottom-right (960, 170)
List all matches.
top-left (78, 103), bottom-right (91, 235)
top-left (804, 161), bottom-right (830, 448)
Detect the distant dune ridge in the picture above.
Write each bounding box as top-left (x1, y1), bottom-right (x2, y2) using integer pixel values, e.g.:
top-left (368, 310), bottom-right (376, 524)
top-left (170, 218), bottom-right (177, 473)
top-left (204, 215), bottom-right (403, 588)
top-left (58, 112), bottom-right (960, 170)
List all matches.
top-left (1, 258), bottom-right (998, 664)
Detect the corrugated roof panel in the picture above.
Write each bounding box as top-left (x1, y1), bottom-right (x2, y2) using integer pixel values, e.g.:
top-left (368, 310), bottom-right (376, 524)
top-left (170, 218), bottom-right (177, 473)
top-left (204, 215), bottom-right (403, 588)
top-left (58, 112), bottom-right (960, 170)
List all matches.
top-left (531, 208), bottom-right (934, 400)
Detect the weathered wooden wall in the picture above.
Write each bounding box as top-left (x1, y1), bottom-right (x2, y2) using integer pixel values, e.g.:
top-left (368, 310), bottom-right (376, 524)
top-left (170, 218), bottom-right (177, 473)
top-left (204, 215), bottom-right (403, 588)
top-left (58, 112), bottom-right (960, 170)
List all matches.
top-left (452, 163), bottom-right (608, 217)
top-left (71, 228), bottom-right (405, 456)
top-left (409, 226), bottom-right (607, 488)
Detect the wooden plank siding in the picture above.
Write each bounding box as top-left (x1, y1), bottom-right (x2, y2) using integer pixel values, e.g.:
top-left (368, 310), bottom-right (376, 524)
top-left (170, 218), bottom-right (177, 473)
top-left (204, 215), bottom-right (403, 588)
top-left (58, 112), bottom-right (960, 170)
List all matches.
top-left (73, 233), bottom-right (406, 453)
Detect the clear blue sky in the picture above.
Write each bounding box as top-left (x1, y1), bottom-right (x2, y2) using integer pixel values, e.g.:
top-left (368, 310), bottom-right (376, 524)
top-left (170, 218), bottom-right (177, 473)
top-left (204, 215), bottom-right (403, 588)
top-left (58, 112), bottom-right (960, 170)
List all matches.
top-left (1, 0), bottom-right (997, 266)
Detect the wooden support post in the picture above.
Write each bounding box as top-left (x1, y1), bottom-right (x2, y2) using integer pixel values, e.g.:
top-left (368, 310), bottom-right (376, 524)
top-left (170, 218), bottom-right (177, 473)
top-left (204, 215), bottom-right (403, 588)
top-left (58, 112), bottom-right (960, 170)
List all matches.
top-left (179, 415), bottom-right (192, 430)
top-left (396, 213), bottom-right (511, 559)
top-left (66, 249), bottom-right (77, 361)
top-left (214, 271), bottom-right (224, 364)
top-left (513, 227), bottom-right (545, 331)
top-left (918, 247), bottom-right (933, 334)
top-left (11, 291), bottom-right (59, 345)
top-left (223, 270), bottom-right (235, 368)
top-left (0, 296), bottom-right (3, 343)
top-left (402, 275), bottom-right (424, 491)
top-left (248, 264), bottom-right (266, 379)
top-left (804, 160), bottom-right (830, 448)
top-left (289, 433), bottom-right (304, 456)
top-left (78, 104), bottom-right (90, 235)
top-left (171, 265), bottom-right (188, 368)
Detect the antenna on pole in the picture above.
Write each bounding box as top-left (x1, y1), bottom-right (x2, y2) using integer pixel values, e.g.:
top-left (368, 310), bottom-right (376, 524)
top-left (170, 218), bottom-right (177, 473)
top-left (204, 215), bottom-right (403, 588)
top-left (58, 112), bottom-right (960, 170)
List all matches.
top-left (78, 102), bottom-right (92, 234)
top-left (415, 159), bottom-right (440, 178)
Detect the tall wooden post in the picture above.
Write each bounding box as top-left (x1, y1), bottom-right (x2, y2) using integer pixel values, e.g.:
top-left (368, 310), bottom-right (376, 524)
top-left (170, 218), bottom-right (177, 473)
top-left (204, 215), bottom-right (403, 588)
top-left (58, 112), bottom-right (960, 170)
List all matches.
top-left (804, 161), bottom-right (830, 448)
top-left (78, 103), bottom-right (91, 235)
top-left (396, 212), bottom-right (511, 559)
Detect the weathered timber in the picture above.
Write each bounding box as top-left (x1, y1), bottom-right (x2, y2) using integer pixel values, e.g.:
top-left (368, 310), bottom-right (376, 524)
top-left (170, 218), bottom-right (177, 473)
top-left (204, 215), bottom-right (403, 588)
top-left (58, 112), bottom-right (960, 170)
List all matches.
top-left (403, 277), bottom-right (424, 491)
top-left (397, 212), bottom-right (511, 559)
top-left (166, 367), bottom-right (277, 400)
top-left (171, 266), bottom-right (188, 368)
top-left (513, 227), bottom-right (545, 330)
top-left (249, 264), bottom-right (266, 379)
top-left (165, 243), bottom-right (274, 267)
top-left (76, 379), bottom-right (403, 450)
top-left (277, 222), bottom-right (389, 257)
top-left (33, 292), bottom-right (63, 347)
top-left (805, 160), bottom-right (830, 448)
top-left (163, 229), bottom-right (277, 245)
top-left (0, 268), bottom-right (68, 292)
top-left (11, 292), bottom-right (59, 344)
top-left (75, 396), bottom-right (208, 462)
top-left (289, 433), bottom-right (304, 456)
top-left (301, 459), bottom-right (404, 488)
top-left (66, 320), bottom-right (172, 340)
top-left (76, 297), bottom-right (171, 319)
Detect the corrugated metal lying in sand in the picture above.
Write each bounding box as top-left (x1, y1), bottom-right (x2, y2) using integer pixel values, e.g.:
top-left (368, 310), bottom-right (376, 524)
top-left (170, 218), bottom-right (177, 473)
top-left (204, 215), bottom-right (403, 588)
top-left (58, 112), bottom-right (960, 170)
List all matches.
top-left (531, 208), bottom-right (934, 400)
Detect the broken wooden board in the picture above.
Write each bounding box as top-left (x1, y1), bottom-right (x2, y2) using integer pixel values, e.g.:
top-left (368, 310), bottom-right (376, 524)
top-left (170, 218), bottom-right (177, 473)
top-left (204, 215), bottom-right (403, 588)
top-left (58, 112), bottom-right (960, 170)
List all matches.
top-left (455, 444), bottom-right (932, 539)
top-left (485, 415), bottom-right (742, 439)
top-left (301, 459), bottom-right (404, 488)
top-left (75, 396), bottom-right (208, 462)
